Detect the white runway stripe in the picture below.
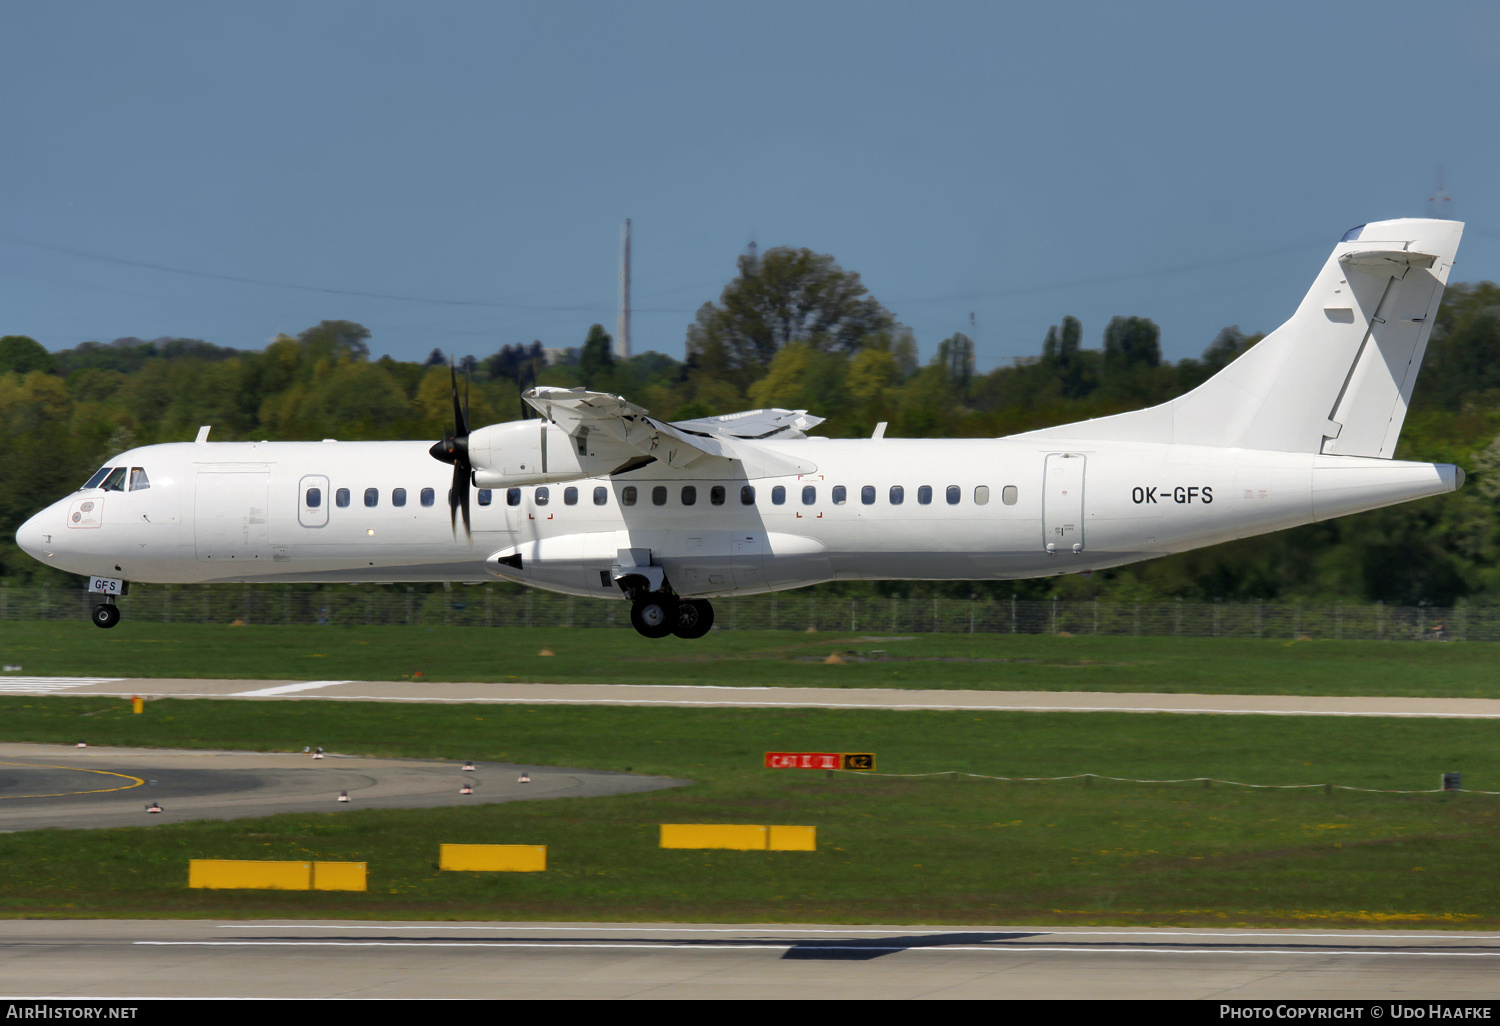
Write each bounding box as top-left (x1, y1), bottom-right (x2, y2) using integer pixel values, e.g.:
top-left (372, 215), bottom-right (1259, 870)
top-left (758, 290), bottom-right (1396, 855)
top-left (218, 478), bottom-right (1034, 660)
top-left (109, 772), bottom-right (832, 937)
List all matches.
top-left (232, 680), bottom-right (352, 697)
top-left (215, 925), bottom-right (1500, 940)
top-left (0, 677), bottom-right (123, 691)
top-left (135, 940), bottom-right (1500, 957)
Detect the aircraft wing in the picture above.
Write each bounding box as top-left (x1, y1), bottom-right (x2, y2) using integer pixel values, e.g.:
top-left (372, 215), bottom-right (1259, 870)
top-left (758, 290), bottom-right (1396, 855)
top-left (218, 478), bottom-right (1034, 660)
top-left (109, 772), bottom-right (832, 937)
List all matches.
top-left (669, 407), bottom-right (824, 441)
top-left (522, 387), bottom-right (821, 471)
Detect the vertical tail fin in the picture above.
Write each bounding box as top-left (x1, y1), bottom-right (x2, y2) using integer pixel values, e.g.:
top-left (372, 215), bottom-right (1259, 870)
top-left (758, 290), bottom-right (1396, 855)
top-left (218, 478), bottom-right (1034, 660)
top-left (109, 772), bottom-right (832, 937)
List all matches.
top-left (1020, 219), bottom-right (1463, 456)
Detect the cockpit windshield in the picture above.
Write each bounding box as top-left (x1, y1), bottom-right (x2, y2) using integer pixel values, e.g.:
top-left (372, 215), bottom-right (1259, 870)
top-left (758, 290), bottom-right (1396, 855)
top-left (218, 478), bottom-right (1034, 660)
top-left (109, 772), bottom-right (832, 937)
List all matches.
top-left (78, 466), bottom-right (150, 491)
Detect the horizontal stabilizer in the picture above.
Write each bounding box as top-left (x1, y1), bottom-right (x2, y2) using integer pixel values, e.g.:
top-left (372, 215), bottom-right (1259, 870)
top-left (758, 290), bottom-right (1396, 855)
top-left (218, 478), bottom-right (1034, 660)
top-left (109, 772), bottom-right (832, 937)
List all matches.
top-left (1340, 250), bottom-right (1437, 270)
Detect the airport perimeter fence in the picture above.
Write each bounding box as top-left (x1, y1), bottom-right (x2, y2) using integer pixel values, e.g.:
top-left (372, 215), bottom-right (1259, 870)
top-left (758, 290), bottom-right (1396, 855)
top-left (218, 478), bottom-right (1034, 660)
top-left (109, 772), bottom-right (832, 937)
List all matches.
top-left (0, 583), bottom-right (1488, 641)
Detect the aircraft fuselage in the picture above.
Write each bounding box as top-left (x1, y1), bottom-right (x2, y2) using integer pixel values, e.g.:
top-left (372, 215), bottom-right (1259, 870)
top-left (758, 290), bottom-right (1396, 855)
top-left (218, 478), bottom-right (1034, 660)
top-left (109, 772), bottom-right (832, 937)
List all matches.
top-left (16, 436), bottom-right (1460, 600)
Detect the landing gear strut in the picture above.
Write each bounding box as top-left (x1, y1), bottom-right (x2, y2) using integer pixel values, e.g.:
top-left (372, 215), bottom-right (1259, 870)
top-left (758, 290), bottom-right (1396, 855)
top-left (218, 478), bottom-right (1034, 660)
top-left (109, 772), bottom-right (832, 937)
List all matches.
top-left (618, 570), bottom-right (714, 640)
top-left (91, 602), bottom-right (120, 629)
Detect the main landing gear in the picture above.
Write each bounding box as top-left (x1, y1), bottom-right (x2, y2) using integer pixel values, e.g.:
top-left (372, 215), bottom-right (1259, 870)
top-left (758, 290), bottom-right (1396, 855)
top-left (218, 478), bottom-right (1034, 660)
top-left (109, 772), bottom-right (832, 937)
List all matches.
top-left (91, 601), bottom-right (120, 629)
top-left (628, 593), bottom-right (715, 640)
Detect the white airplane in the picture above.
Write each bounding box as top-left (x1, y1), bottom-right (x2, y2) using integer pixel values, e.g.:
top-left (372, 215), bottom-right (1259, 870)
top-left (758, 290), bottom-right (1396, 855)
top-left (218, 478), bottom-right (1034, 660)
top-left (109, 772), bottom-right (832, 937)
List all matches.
top-left (16, 218), bottom-right (1466, 638)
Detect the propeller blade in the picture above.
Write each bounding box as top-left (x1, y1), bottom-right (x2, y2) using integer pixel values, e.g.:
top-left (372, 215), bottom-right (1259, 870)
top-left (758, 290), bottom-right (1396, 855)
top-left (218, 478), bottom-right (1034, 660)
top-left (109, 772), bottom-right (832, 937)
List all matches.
top-left (433, 358), bottom-right (473, 544)
top-left (451, 360), bottom-right (469, 438)
top-left (459, 467), bottom-right (471, 541)
top-left (450, 463), bottom-right (471, 543)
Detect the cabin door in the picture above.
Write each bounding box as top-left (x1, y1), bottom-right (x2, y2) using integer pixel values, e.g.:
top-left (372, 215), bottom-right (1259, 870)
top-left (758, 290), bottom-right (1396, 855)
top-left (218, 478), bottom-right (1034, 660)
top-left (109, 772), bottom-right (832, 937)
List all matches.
top-left (195, 471), bottom-right (271, 563)
top-left (1042, 453), bottom-right (1086, 554)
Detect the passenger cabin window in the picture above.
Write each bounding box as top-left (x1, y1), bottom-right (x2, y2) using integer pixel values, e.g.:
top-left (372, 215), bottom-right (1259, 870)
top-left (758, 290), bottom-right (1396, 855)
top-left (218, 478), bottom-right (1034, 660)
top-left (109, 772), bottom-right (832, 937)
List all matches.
top-left (336, 488), bottom-right (351, 508)
top-left (101, 467), bottom-right (128, 492)
top-left (890, 485), bottom-right (905, 505)
top-left (832, 485), bottom-right (847, 505)
top-left (478, 489), bottom-right (492, 506)
top-left (974, 485), bottom-right (990, 505)
top-left (771, 485), bottom-right (786, 505)
top-left (364, 488), bottom-right (378, 508)
top-left (536, 487), bottom-right (550, 505)
top-left (622, 486), bottom-right (638, 506)
top-left (593, 487), bottom-right (608, 506)
top-left (802, 485), bottom-right (816, 505)
top-left (564, 486), bottom-right (578, 506)
top-left (651, 486), bottom-right (667, 506)
top-left (420, 487), bottom-right (435, 507)
top-left (129, 468), bottom-right (150, 491)
top-left (861, 485), bottom-right (876, 505)
top-left (1002, 485), bottom-right (1018, 505)
top-left (710, 485), bottom-right (725, 506)
top-left (946, 485), bottom-right (960, 505)
top-left (507, 488), bottom-right (521, 506)
top-left (917, 485), bottom-right (932, 505)
top-left (82, 467), bottom-right (113, 490)
top-left (740, 485), bottom-right (755, 505)
top-left (305, 487), bottom-right (322, 508)
top-left (392, 488), bottom-right (407, 507)
top-left (681, 485), bottom-right (697, 506)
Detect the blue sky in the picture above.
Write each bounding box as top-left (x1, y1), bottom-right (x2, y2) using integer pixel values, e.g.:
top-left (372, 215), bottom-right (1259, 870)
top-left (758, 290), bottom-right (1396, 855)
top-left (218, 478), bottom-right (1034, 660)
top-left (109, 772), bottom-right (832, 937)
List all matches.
top-left (3, 1), bottom-right (1497, 371)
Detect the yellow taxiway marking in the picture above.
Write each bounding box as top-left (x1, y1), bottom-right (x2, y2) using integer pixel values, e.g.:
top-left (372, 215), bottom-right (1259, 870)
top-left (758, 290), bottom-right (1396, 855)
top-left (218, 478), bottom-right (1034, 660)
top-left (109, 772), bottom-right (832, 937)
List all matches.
top-left (0, 760), bottom-right (145, 799)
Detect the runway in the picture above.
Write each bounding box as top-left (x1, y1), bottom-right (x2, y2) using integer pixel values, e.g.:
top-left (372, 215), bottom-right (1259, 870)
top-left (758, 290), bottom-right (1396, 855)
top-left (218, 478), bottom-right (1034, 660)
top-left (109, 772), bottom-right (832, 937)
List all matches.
top-left (8, 675), bottom-right (1500, 718)
top-left (6, 681), bottom-right (1497, 1000)
top-left (0, 743), bottom-right (688, 831)
top-left (5, 919), bottom-right (1500, 999)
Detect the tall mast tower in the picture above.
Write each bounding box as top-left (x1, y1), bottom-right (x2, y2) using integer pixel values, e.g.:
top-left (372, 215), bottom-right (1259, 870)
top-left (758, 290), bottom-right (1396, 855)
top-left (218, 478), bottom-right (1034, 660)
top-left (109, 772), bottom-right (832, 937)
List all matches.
top-left (617, 219), bottom-right (632, 360)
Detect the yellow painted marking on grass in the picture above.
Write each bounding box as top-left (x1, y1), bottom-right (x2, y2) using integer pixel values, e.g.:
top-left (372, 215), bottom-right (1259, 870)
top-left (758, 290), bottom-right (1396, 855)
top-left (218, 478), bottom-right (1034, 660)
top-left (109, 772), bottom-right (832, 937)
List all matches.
top-left (0, 760), bottom-right (145, 799)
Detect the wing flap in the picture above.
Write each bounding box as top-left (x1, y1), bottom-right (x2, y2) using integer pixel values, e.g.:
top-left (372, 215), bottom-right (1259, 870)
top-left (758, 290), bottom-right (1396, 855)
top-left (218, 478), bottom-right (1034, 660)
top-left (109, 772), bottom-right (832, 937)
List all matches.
top-left (522, 387), bottom-right (818, 474)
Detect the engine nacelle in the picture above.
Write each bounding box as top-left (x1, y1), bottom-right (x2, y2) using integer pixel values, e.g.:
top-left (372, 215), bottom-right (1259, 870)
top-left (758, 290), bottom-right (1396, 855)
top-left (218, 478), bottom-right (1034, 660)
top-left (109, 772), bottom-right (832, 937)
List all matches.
top-left (467, 420), bottom-right (639, 487)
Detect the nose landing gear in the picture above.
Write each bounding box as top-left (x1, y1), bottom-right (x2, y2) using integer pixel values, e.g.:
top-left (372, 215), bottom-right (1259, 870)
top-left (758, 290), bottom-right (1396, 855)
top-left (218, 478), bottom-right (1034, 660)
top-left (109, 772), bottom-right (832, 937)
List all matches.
top-left (91, 602), bottom-right (121, 629)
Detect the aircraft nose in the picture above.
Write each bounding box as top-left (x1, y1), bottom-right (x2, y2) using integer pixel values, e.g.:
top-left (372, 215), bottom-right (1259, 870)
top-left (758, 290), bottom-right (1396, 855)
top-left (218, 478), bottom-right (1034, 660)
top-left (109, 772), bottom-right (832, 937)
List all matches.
top-left (15, 508), bottom-right (55, 561)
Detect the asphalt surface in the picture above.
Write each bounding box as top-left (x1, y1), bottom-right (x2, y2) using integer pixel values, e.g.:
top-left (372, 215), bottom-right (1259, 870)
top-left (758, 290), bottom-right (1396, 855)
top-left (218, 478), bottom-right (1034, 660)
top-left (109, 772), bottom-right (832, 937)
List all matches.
top-left (0, 743), bottom-right (688, 831)
top-left (5, 920), bottom-right (1500, 999)
top-left (7, 675), bottom-right (1500, 717)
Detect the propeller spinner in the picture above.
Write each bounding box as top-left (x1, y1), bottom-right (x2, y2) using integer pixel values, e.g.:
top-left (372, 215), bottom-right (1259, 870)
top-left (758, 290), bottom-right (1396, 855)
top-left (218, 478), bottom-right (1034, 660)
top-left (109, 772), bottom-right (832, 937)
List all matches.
top-left (427, 362), bottom-right (472, 542)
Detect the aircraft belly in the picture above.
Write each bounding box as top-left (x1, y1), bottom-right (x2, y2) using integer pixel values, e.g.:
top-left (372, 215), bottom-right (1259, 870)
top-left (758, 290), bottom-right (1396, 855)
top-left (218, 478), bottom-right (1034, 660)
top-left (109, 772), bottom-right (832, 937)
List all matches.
top-left (486, 529), bottom-right (794, 599)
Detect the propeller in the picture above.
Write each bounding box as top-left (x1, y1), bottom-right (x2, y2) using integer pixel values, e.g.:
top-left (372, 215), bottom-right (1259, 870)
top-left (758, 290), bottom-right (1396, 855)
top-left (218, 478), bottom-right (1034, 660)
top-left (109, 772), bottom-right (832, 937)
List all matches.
top-left (427, 361), bottom-right (472, 543)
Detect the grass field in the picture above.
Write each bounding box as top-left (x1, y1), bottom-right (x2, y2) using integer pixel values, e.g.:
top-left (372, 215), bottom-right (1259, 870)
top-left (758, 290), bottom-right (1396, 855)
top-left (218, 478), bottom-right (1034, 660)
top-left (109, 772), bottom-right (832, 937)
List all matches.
top-left (3, 696), bottom-right (1499, 926)
top-left (1, 621), bottom-right (1495, 696)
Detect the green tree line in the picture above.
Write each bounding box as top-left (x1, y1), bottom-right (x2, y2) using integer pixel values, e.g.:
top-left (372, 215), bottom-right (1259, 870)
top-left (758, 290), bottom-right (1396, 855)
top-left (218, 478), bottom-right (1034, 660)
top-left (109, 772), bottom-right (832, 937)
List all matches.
top-left (3, 249), bottom-right (1498, 605)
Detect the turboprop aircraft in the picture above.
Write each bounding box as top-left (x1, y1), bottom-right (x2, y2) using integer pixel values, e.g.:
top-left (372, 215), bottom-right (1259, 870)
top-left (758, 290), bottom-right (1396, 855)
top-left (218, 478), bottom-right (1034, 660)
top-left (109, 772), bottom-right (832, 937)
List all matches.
top-left (15, 218), bottom-right (1467, 638)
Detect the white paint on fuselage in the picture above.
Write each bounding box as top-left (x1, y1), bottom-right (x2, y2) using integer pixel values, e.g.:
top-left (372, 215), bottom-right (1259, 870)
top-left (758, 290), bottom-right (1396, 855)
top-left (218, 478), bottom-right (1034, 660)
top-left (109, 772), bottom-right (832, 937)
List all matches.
top-left (15, 436), bottom-right (1459, 600)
